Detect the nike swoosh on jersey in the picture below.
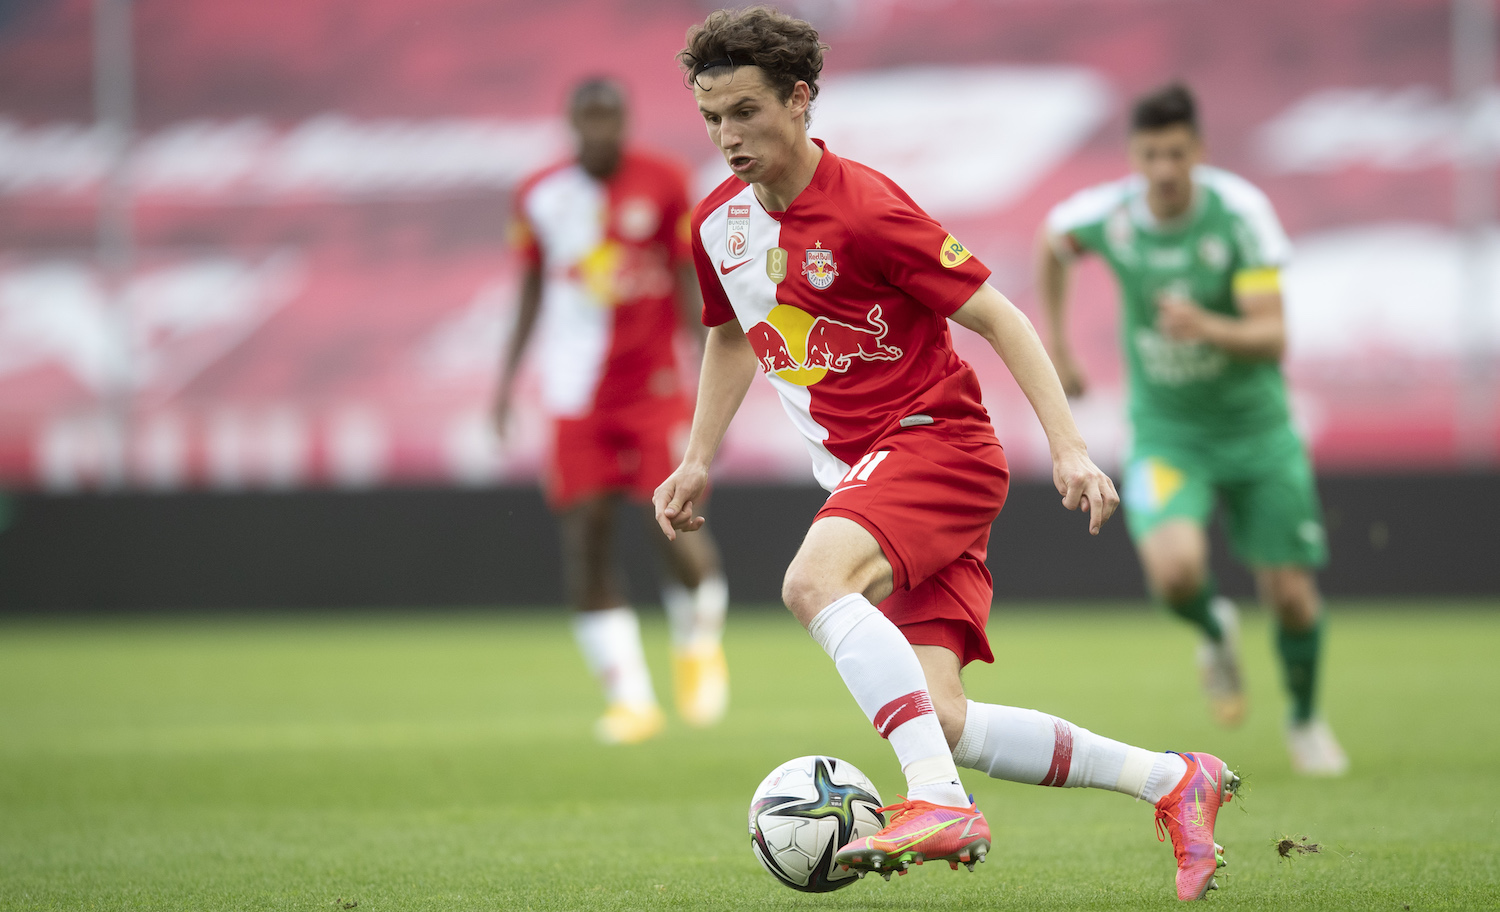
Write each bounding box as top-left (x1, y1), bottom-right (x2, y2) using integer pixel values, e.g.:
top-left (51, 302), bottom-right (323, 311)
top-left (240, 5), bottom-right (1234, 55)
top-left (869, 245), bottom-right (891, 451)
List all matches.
top-left (719, 258), bottom-right (751, 275)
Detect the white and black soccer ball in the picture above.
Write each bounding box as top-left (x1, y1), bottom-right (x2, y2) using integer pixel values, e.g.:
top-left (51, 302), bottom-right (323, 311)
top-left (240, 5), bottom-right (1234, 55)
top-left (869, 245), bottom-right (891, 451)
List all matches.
top-left (748, 755), bottom-right (886, 892)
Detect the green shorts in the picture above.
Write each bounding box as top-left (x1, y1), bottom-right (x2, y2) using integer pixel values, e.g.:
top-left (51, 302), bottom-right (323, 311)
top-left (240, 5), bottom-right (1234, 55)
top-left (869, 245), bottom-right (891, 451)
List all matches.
top-left (1123, 426), bottom-right (1328, 568)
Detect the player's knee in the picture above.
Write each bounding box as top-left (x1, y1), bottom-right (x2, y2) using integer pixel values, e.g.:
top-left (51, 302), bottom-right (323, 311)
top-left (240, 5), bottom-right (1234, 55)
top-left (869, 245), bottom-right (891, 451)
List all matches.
top-left (1154, 562), bottom-right (1205, 604)
top-left (1265, 570), bottom-right (1319, 630)
top-left (781, 564), bottom-right (831, 626)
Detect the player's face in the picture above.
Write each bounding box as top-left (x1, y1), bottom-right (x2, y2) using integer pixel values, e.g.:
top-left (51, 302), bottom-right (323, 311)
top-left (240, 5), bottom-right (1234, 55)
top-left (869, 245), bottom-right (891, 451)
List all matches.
top-left (572, 100), bottom-right (625, 179)
top-left (1129, 125), bottom-right (1203, 218)
top-left (693, 66), bottom-right (808, 186)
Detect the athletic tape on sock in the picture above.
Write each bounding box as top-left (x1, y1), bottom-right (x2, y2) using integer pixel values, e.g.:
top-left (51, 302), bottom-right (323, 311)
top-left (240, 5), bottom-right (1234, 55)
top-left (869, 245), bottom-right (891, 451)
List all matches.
top-left (953, 700), bottom-right (988, 769)
top-left (1117, 750), bottom-right (1157, 800)
top-left (904, 754), bottom-right (962, 789)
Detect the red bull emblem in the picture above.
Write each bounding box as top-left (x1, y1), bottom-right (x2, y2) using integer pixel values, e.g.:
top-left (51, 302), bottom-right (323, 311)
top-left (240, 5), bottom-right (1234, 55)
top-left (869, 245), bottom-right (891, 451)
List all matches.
top-left (801, 241), bottom-right (839, 290)
top-left (745, 303), bottom-right (902, 386)
top-left (726, 204), bottom-right (751, 259)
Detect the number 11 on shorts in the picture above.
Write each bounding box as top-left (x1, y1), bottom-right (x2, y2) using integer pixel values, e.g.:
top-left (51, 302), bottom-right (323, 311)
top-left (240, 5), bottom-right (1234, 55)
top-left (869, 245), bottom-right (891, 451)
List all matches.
top-left (840, 451), bottom-right (890, 485)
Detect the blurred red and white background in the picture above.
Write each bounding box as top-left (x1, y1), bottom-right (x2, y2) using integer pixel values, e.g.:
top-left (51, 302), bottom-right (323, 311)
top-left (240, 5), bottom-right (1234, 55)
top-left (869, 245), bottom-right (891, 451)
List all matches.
top-left (1, 0), bottom-right (1496, 491)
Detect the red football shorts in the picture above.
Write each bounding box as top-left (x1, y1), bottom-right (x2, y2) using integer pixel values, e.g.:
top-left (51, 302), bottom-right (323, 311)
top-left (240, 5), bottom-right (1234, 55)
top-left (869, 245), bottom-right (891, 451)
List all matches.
top-left (547, 397), bottom-right (690, 510)
top-left (815, 430), bottom-right (1010, 667)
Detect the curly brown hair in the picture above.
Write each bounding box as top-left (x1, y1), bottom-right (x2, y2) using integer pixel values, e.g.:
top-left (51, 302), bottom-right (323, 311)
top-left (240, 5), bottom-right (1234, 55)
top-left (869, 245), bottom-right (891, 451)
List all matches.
top-left (678, 7), bottom-right (827, 123)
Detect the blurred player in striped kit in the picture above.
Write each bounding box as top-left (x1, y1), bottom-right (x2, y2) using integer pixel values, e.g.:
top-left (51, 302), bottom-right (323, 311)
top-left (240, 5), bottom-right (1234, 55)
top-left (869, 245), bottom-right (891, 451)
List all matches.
top-left (496, 78), bottom-right (728, 745)
top-left (1039, 83), bottom-right (1347, 775)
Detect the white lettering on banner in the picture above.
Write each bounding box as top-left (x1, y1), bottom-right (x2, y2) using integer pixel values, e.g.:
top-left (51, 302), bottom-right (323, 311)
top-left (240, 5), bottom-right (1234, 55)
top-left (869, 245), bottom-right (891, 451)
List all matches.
top-left (0, 115), bottom-right (568, 198)
top-left (0, 254), bottom-right (301, 395)
top-left (1258, 86), bottom-right (1500, 173)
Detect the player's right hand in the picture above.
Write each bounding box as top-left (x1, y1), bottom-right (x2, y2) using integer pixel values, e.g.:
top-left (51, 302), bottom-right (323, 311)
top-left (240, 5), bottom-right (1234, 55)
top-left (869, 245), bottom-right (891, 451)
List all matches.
top-left (653, 464), bottom-right (710, 540)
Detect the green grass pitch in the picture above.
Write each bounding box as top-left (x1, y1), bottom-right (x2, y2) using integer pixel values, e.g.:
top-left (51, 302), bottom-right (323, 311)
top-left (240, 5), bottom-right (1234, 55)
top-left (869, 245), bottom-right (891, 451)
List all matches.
top-left (2, 603), bottom-right (1497, 911)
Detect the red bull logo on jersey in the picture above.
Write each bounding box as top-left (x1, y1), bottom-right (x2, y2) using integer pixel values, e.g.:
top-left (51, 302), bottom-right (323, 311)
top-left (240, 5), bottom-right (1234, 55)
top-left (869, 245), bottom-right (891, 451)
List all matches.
top-left (726, 204), bottom-right (751, 259)
top-left (801, 242), bottom-right (839, 290)
top-left (745, 303), bottom-right (903, 386)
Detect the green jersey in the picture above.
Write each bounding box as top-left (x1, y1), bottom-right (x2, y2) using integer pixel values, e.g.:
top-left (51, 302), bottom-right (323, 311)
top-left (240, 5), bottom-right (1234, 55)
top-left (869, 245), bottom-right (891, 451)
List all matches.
top-left (1046, 166), bottom-right (1293, 443)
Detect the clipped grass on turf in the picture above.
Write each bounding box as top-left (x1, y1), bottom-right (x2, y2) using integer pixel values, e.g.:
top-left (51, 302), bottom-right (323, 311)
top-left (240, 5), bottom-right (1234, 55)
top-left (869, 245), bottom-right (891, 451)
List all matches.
top-left (1, 603), bottom-right (1497, 910)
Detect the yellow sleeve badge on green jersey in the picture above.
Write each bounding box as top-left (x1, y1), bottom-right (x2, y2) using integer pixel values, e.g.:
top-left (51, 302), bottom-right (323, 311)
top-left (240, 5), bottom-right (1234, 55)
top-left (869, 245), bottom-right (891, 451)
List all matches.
top-left (1232, 266), bottom-right (1281, 296)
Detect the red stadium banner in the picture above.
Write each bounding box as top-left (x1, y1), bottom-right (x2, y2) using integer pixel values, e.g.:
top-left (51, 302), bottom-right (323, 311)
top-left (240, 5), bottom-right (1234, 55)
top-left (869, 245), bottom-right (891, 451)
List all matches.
top-left (0, 0), bottom-right (1495, 489)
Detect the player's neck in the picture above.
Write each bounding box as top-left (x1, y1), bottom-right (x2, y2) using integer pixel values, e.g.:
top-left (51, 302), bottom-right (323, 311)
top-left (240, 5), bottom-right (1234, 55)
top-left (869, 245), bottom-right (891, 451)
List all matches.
top-left (752, 137), bottom-right (823, 213)
top-left (1145, 188), bottom-right (1194, 224)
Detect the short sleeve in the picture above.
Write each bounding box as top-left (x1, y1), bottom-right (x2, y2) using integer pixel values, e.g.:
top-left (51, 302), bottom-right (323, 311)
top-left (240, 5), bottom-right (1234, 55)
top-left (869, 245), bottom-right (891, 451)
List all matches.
top-left (1044, 180), bottom-right (1127, 262)
top-left (691, 222), bottom-right (737, 327)
top-left (1227, 195), bottom-right (1292, 271)
top-left (862, 200), bottom-right (990, 318)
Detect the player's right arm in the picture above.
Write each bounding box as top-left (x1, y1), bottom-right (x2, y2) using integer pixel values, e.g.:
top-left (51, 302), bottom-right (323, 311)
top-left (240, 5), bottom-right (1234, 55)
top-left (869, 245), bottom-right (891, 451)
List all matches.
top-left (1035, 226), bottom-right (1087, 398)
top-left (492, 262), bottom-right (543, 441)
top-left (653, 320), bottom-right (758, 539)
top-left (492, 197), bottom-right (546, 441)
top-left (1036, 181), bottom-right (1126, 398)
top-left (655, 203), bottom-right (758, 540)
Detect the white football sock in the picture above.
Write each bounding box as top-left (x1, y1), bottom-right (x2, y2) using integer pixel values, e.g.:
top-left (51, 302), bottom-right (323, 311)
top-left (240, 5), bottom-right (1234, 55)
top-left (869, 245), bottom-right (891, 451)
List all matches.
top-left (807, 594), bottom-right (969, 807)
top-left (952, 700), bottom-right (1187, 804)
top-left (662, 574), bottom-right (728, 652)
top-left (572, 606), bottom-right (657, 707)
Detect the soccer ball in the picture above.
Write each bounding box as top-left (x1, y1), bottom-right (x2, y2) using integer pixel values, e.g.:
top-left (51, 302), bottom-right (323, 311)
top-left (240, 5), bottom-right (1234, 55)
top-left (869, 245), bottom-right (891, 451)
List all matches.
top-left (748, 755), bottom-right (886, 892)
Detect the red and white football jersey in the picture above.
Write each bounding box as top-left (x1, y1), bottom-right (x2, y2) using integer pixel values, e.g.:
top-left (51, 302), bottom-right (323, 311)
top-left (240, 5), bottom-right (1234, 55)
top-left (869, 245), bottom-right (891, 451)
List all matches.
top-left (512, 149), bottom-right (691, 418)
top-left (693, 141), bottom-right (997, 490)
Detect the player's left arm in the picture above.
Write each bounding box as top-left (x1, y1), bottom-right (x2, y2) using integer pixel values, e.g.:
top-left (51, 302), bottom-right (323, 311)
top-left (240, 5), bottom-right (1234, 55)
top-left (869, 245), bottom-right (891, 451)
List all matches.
top-left (1160, 182), bottom-right (1292, 361)
top-left (1156, 283), bottom-right (1286, 362)
top-left (951, 283), bottom-right (1120, 535)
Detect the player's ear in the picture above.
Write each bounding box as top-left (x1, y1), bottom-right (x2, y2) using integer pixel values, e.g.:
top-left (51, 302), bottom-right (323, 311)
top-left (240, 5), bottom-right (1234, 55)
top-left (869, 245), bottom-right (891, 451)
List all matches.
top-left (788, 81), bottom-right (811, 119)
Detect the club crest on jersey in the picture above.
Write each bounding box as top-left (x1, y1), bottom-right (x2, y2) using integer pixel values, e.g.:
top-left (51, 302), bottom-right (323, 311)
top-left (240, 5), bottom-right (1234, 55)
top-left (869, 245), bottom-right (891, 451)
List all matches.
top-left (802, 242), bottom-right (838, 290)
top-left (726, 204), bottom-right (751, 259)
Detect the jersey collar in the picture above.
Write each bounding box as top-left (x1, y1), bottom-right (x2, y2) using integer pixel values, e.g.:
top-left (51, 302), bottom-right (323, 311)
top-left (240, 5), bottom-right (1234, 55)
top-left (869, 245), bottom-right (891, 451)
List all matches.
top-left (1128, 166), bottom-right (1208, 235)
top-left (760, 138), bottom-right (836, 219)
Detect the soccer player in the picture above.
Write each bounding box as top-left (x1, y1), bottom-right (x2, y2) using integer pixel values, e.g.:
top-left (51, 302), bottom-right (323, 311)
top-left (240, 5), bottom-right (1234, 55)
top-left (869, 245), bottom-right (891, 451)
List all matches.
top-left (1038, 83), bottom-right (1347, 775)
top-left (656, 8), bottom-right (1238, 900)
top-left (496, 77), bottom-right (729, 746)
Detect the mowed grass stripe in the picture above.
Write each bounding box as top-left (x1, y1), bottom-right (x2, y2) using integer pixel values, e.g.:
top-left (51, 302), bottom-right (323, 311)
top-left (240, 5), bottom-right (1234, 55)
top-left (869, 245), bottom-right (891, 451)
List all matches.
top-left (1, 605), bottom-right (1496, 911)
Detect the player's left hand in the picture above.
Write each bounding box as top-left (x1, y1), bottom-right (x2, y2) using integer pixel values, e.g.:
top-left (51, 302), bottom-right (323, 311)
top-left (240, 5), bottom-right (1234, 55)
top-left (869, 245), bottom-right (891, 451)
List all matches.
top-left (1053, 447), bottom-right (1120, 535)
top-left (1156, 293), bottom-right (1209, 342)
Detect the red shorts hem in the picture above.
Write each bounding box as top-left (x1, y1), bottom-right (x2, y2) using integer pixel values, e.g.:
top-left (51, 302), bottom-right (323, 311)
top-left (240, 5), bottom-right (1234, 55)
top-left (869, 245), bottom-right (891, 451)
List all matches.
top-left (896, 617), bottom-right (993, 668)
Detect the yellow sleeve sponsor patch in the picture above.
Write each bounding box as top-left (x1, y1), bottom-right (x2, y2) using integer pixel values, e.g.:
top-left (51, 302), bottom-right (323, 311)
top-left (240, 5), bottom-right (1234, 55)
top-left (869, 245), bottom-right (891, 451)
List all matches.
top-left (939, 234), bottom-right (972, 269)
top-left (1233, 266), bottom-right (1281, 296)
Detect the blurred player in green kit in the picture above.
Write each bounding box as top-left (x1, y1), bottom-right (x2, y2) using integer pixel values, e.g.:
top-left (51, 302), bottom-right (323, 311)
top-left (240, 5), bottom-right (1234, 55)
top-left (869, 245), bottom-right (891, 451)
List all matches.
top-left (1038, 83), bottom-right (1346, 775)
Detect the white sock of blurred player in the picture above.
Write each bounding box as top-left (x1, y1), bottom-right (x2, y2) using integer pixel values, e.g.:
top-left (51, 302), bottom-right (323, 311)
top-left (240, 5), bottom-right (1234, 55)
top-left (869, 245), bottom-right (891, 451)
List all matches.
top-left (809, 594), bottom-right (970, 808)
top-left (572, 606), bottom-right (657, 708)
top-left (662, 574), bottom-right (728, 652)
top-left (953, 701), bottom-right (1188, 802)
